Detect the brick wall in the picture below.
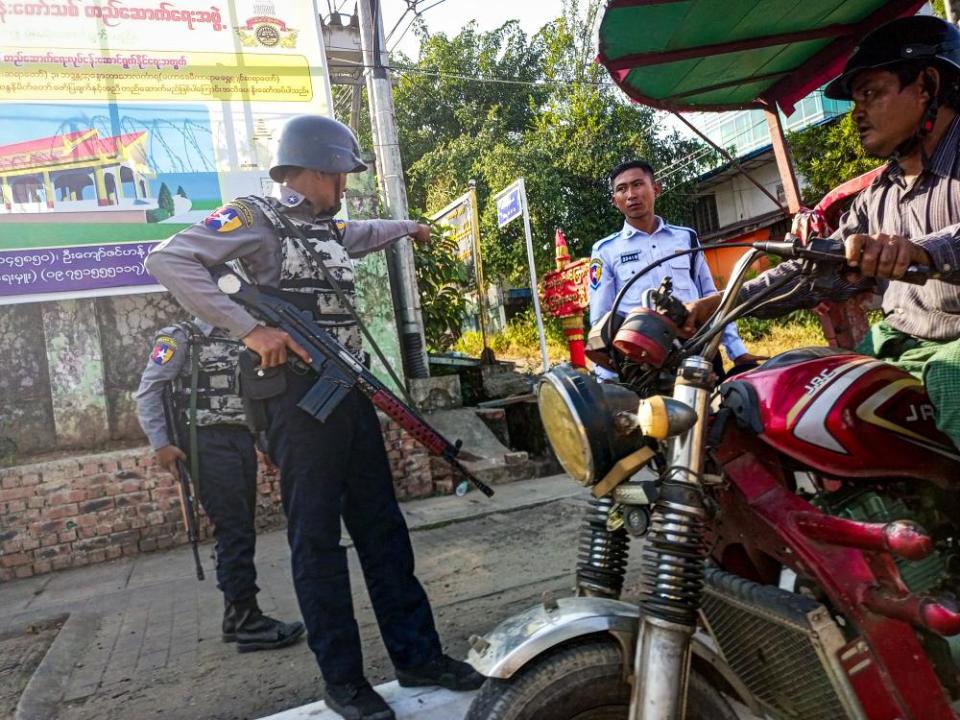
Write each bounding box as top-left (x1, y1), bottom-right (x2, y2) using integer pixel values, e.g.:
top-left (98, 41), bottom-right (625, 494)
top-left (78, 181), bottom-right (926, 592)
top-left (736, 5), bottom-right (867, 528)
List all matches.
top-left (0, 413), bottom-right (449, 582)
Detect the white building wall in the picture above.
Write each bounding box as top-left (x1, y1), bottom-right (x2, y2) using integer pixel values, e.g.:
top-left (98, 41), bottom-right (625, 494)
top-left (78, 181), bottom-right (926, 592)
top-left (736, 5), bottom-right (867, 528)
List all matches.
top-left (708, 159), bottom-right (785, 228)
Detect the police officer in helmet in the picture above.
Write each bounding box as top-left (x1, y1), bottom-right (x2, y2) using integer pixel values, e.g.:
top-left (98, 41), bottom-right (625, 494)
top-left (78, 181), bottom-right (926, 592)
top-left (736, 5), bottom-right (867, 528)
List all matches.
top-left (145, 115), bottom-right (482, 720)
top-left (135, 319), bottom-right (305, 652)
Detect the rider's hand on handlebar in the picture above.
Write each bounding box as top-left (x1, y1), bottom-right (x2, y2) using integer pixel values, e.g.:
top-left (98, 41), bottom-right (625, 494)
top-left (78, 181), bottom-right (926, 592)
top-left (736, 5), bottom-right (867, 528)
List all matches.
top-left (242, 326), bottom-right (311, 368)
top-left (845, 233), bottom-right (933, 280)
top-left (680, 294), bottom-right (723, 337)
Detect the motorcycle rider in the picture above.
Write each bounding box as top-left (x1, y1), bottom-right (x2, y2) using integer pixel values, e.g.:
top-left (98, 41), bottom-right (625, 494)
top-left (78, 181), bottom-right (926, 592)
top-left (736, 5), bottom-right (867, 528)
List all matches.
top-left (684, 15), bottom-right (960, 450)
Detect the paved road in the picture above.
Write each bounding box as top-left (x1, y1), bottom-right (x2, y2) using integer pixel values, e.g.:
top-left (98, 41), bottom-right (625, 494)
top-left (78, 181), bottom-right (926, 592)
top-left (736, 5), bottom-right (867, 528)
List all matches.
top-left (1, 475), bottom-right (652, 720)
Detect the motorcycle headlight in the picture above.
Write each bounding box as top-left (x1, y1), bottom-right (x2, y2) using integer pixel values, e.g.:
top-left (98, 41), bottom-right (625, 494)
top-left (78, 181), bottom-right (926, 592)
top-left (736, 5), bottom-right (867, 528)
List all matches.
top-left (537, 365), bottom-right (645, 486)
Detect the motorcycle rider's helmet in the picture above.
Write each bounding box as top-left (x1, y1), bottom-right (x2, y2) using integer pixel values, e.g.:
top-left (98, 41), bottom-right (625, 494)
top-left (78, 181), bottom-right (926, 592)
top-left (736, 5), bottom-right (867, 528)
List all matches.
top-left (825, 15), bottom-right (960, 100)
top-left (269, 115), bottom-right (367, 183)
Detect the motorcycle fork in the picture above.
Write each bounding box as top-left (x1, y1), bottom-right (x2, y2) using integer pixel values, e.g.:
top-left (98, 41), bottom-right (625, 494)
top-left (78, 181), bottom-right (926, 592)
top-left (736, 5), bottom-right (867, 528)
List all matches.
top-left (630, 356), bottom-right (713, 720)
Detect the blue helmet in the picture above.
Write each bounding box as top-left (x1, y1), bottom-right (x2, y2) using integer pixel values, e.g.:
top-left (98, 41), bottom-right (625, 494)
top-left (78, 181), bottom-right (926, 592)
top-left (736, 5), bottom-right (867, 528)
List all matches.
top-left (269, 115), bottom-right (367, 182)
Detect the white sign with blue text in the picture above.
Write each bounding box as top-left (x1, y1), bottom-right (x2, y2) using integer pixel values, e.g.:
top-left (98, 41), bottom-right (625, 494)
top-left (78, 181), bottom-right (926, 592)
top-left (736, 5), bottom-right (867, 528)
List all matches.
top-left (495, 181), bottom-right (524, 228)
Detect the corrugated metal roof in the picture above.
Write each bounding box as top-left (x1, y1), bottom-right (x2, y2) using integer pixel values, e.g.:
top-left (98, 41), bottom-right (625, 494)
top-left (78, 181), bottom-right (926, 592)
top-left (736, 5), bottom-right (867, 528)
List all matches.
top-left (598, 0), bottom-right (927, 114)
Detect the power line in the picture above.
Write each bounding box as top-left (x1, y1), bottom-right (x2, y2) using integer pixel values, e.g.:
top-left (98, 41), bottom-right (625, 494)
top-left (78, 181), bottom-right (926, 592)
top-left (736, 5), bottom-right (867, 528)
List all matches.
top-left (326, 61), bottom-right (618, 88)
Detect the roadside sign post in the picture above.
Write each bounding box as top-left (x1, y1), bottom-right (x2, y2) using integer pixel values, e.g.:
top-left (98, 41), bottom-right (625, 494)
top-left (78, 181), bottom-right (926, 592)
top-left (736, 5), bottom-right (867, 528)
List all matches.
top-left (467, 180), bottom-right (492, 362)
top-left (496, 178), bottom-right (549, 372)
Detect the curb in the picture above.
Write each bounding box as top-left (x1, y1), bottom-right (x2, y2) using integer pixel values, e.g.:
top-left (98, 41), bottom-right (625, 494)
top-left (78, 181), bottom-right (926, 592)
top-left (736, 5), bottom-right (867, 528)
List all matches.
top-left (15, 613), bottom-right (100, 720)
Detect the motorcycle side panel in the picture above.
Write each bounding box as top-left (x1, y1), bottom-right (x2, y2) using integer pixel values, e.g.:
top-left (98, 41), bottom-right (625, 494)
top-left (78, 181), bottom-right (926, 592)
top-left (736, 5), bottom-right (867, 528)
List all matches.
top-left (711, 435), bottom-right (957, 720)
top-left (731, 352), bottom-right (960, 482)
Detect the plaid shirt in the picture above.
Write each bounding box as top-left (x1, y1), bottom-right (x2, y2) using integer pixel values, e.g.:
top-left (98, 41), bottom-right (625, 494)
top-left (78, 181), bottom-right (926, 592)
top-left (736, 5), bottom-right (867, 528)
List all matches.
top-left (742, 114), bottom-right (960, 342)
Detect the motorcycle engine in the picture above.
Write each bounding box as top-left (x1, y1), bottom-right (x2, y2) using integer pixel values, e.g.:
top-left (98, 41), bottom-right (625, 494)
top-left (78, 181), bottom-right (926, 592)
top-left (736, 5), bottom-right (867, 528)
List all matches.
top-left (817, 485), bottom-right (960, 691)
top-left (823, 488), bottom-right (948, 592)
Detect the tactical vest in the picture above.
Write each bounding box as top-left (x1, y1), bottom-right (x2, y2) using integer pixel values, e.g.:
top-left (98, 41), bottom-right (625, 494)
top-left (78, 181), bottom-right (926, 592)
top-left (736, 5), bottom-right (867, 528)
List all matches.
top-left (243, 196), bottom-right (363, 358)
top-left (171, 324), bottom-right (247, 427)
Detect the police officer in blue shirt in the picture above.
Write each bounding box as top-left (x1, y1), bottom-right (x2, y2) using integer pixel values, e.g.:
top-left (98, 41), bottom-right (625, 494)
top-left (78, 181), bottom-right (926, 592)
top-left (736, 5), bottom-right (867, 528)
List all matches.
top-left (589, 159), bottom-right (762, 378)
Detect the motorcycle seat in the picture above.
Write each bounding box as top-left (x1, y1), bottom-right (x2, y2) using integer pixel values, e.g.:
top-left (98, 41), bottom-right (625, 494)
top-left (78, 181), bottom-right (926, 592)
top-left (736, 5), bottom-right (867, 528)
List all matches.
top-left (762, 346), bottom-right (853, 371)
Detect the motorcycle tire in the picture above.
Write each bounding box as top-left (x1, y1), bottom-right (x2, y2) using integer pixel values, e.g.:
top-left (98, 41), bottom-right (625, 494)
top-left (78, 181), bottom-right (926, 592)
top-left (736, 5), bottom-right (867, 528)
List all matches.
top-left (465, 637), bottom-right (739, 720)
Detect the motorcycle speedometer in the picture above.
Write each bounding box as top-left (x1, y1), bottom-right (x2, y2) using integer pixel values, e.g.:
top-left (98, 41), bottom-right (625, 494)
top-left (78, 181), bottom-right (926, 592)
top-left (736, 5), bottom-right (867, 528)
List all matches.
top-left (537, 365), bottom-right (647, 486)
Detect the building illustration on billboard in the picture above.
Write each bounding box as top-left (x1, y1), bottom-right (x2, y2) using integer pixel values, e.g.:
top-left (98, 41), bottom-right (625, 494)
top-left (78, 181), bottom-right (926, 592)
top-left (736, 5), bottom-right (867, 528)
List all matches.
top-left (0, 128), bottom-right (154, 218)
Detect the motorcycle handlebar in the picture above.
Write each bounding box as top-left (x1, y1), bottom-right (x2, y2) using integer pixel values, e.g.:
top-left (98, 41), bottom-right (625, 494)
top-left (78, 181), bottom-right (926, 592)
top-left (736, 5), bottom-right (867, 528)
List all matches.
top-left (751, 238), bottom-right (960, 286)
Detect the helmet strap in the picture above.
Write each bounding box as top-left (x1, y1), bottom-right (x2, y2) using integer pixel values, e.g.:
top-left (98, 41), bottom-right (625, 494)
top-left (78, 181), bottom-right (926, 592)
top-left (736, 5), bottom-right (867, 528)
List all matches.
top-left (891, 75), bottom-right (940, 167)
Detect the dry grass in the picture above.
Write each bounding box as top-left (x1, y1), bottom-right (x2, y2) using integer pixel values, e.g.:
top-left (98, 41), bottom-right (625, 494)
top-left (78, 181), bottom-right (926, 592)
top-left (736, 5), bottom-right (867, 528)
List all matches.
top-left (733, 320), bottom-right (827, 362)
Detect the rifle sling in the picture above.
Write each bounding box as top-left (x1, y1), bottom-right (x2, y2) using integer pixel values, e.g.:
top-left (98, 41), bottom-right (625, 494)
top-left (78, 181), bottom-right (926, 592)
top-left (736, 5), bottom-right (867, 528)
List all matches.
top-left (275, 212), bottom-right (415, 406)
top-left (187, 326), bottom-right (201, 519)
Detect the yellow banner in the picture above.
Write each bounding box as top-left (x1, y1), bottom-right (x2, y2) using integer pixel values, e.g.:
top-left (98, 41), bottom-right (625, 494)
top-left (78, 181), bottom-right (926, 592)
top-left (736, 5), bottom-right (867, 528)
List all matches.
top-left (0, 48), bottom-right (312, 102)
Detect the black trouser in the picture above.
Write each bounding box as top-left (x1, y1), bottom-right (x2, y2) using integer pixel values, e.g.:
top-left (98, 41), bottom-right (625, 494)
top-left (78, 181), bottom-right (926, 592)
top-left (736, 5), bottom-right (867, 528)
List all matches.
top-left (265, 372), bottom-right (442, 685)
top-left (191, 424), bottom-right (260, 604)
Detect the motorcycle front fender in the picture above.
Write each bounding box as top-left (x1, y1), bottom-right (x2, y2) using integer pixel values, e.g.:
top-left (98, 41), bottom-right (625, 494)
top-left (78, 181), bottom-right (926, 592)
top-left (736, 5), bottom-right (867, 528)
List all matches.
top-left (468, 595), bottom-right (763, 717)
top-left (467, 596), bottom-right (638, 679)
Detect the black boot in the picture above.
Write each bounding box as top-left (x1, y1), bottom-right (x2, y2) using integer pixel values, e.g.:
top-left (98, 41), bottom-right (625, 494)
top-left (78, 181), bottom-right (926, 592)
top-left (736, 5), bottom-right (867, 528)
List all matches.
top-left (325, 680), bottom-right (395, 720)
top-left (223, 598), bottom-right (305, 652)
top-left (396, 654), bottom-right (484, 691)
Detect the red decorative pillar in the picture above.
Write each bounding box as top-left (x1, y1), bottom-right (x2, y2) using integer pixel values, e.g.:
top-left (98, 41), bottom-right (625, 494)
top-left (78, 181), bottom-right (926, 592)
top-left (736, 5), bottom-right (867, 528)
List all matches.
top-left (541, 228), bottom-right (590, 368)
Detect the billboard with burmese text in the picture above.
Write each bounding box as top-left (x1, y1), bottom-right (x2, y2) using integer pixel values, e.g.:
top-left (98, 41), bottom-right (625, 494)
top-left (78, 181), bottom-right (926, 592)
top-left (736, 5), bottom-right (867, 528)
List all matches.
top-left (0, 0), bottom-right (332, 304)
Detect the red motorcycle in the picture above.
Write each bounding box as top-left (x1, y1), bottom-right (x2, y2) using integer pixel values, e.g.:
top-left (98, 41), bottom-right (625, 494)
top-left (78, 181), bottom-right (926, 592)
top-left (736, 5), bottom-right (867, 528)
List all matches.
top-left (465, 239), bottom-right (960, 719)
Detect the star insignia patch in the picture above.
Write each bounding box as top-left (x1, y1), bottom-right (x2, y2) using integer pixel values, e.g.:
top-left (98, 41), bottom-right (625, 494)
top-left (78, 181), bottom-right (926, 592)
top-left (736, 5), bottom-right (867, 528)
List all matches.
top-left (150, 336), bottom-right (178, 365)
top-left (204, 203), bottom-right (253, 233)
top-left (589, 258), bottom-right (603, 290)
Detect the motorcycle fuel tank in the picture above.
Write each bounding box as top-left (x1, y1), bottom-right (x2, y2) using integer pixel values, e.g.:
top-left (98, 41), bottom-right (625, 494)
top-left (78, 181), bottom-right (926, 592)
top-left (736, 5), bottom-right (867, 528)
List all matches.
top-left (729, 351), bottom-right (960, 482)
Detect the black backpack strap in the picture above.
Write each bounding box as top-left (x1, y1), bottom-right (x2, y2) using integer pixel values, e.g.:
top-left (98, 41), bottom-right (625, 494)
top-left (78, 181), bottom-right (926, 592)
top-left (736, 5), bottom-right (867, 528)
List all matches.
top-left (687, 229), bottom-right (699, 284)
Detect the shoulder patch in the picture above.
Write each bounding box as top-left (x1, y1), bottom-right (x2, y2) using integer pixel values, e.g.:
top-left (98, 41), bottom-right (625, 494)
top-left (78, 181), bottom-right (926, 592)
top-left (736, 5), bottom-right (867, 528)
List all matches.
top-left (589, 258), bottom-right (603, 290)
top-left (204, 202), bottom-right (253, 233)
top-left (334, 219), bottom-right (346, 233)
top-left (279, 190), bottom-right (306, 208)
top-left (150, 335), bottom-right (178, 365)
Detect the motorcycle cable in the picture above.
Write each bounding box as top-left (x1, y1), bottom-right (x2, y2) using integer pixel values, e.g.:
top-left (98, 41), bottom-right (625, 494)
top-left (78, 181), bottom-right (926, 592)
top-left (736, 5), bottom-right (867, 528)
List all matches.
top-left (602, 241), bottom-right (763, 374)
top-left (681, 273), bottom-right (810, 360)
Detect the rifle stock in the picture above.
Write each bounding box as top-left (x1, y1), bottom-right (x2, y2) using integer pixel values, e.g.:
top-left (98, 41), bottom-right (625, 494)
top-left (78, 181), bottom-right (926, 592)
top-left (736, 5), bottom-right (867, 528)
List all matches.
top-left (215, 270), bottom-right (494, 498)
top-left (161, 387), bottom-right (206, 580)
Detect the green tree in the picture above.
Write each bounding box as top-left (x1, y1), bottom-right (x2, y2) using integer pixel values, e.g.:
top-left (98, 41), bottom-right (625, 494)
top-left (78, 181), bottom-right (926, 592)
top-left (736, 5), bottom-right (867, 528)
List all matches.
top-left (394, 0), bottom-right (711, 286)
top-left (176, 185), bottom-right (188, 198)
top-left (157, 183), bottom-right (174, 213)
top-left (787, 114), bottom-right (881, 205)
top-left (414, 225), bottom-right (470, 350)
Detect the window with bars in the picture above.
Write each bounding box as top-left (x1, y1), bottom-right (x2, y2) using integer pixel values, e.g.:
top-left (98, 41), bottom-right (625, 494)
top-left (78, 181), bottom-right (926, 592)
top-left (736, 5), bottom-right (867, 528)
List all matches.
top-left (693, 194), bottom-right (719, 235)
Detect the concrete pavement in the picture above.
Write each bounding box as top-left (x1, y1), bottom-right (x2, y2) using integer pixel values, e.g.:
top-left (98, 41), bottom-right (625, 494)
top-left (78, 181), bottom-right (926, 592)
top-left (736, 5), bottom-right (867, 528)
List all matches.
top-left (0, 474), bottom-right (589, 720)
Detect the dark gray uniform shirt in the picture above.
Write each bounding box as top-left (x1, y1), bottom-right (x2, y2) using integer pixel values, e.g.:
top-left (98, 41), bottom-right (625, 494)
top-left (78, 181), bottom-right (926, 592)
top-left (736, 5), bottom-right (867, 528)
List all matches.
top-left (742, 114), bottom-right (960, 341)
top-left (144, 189), bottom-right (418, 339)
top-left (135, 322), bottom-right (204, 450)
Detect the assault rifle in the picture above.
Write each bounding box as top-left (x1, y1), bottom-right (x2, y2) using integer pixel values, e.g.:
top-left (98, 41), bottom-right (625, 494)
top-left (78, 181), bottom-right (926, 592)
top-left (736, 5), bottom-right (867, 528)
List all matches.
top-left (160, 386), bottom-right (206, 580)
top-left (214, 270), bottom-right (494, 498)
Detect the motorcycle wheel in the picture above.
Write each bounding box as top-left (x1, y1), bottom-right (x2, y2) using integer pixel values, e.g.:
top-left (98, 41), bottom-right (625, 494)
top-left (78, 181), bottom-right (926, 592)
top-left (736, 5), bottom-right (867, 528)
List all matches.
top-left (465, 638), bottom-right (739, 720)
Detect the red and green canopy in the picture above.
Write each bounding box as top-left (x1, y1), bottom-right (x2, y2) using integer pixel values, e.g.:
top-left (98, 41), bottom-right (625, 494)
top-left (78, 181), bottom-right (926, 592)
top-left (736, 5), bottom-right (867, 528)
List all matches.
top-left (598, 0), bottom-right (928, 115)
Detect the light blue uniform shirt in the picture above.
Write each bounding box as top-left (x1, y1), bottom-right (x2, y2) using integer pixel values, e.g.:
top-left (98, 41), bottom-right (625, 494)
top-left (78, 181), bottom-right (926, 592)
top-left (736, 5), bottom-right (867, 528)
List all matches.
top-left (588, 218), bottom-right (748, 376)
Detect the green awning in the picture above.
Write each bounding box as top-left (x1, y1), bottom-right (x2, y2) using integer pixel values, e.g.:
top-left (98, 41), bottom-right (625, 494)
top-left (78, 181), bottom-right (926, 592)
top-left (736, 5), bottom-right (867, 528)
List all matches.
top-left (598, 0), bottom-right (927, 115)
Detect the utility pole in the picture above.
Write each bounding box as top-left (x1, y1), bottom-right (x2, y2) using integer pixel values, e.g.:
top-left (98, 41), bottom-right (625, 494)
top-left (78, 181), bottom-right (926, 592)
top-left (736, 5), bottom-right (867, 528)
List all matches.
top-left (357, 0), bottom-right (430, 379)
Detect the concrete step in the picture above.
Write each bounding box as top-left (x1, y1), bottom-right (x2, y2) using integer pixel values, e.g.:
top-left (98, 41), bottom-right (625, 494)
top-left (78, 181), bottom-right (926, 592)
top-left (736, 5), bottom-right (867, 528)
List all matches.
top-left (426, 407), bottom-right (535, 484)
